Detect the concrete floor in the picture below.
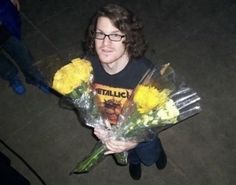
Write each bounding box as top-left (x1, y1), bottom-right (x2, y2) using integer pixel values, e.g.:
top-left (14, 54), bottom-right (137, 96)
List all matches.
top-left (0, 0), bottom-right (235, 185)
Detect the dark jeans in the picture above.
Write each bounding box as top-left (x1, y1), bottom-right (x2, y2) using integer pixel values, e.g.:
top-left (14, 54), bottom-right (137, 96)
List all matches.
top-left (0, 36), bottom-right (43, 83)
top-left (128, 137), bottom-right (162, 166)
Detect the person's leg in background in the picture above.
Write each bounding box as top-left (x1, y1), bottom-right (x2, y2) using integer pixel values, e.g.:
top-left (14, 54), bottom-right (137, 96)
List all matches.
top-left (2, 36), bottom-right (50, 94)
top-left (0, 49), bottom-right (25, 94)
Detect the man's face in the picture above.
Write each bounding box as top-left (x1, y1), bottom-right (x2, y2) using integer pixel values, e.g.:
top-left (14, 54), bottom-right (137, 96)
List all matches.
top-left (95, 16), bottom-right (128, 67)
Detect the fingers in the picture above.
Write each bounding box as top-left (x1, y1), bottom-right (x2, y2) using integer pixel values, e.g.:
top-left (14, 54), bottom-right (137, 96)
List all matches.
top-left (104, 139), bottom-right (138, 155)
top-left (94, 127), bottom-right (107, 135)
top-left (94, 127), bottom-right (106, 140)
top-left (94, 126), bottom-right (138, 155)
top-left (104, 150), bottom-right (114, 155)
top-left (93, 127), bottom-right (112, 142)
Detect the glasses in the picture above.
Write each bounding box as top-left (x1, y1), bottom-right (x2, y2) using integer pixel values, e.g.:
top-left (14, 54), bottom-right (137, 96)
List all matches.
top-left (95, 32), bottom-right (125, 42)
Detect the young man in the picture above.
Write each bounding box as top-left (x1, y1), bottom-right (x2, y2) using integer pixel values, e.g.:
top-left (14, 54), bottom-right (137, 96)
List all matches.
top-left (85, 4), bottom-right (167, 180)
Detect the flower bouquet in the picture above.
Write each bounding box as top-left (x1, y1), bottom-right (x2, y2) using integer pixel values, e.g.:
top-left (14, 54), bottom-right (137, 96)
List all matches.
top-left (51, 57), bottom-right (131, 173)
top-left (70, 64), bottom-right (201, 174)
top-left (52, 57), bottom-right (103, 126)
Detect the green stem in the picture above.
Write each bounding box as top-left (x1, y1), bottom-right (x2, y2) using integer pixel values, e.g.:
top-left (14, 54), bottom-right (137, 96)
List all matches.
top-left (70, 142), bottom-right (106, 174)
top-left (114, 152), bottom-right (128, 165)
top-left (69, 90), bottom-right (79, 99)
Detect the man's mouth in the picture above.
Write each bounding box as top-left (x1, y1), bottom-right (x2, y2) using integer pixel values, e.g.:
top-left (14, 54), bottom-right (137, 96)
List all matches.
top-left (101, 48), bottom-right (113, 53)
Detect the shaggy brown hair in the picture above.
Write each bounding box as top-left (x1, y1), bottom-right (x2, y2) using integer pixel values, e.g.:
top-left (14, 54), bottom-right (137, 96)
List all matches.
top-left (85, 4), bottom-right (147, 58)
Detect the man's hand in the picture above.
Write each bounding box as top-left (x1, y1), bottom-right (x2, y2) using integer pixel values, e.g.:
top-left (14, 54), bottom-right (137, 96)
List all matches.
top-left (94, 127), bottom-right (110, 142)
top-left (93, 119), bottom-right (112, 141)
top-left (104, 138), bottom-right (138, 155)
top-left (10, 0), bottom-right (20, 11)
top-left (94, 127), bottom-right (138, 154)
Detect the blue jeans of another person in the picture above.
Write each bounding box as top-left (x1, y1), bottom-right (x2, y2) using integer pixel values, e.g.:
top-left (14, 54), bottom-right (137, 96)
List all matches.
top-left (128, 137), bottom-right (162, 166)
top-left (0, 36), bottom-right (43, 84)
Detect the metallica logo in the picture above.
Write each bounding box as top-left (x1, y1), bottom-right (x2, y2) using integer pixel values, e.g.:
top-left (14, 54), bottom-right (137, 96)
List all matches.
top-left (96, 88), bottom-right (130, 98)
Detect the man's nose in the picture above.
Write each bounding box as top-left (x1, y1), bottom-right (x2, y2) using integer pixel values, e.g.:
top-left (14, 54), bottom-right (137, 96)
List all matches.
top-left (102, 35), bottom-right (111, 45)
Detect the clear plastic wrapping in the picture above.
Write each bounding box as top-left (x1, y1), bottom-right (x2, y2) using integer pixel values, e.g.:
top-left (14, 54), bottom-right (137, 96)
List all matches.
top-left (70, 63), bottom-right (201, 174)
top-left (51, 58), bottom-right (104, 127)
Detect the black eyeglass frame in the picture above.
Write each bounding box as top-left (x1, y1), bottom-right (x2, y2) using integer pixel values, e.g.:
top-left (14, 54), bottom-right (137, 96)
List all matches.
top-left (94, 32), bottom-right (125, 42)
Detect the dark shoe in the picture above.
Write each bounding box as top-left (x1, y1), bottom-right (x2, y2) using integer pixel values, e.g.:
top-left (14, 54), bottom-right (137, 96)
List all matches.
top-left (9, 78), bottom-right (26, 95)
top-left (156, 146), bottom-right (167, 170)
top-left (129, 163), bottom-right (141, 180)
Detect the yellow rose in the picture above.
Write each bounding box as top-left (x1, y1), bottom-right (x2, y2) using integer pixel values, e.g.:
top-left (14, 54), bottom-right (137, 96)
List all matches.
top-left (52, 58), bottom-right (93, 95)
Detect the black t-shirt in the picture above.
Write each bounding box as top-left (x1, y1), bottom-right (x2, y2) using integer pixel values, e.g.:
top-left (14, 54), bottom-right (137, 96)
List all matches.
top-left (87, 55), bottom-right (154, 124)
top-left (88, 55), bottom-right (154, 88)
